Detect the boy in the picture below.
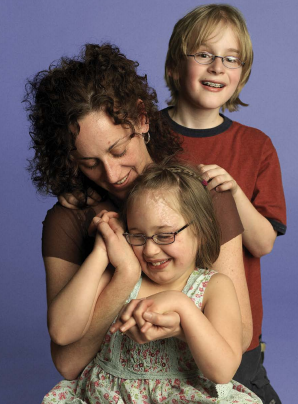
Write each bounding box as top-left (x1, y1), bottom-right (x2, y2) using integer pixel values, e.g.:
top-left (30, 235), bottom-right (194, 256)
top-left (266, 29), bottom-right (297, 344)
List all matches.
top-left (162, 4), bottom-right (286, 404)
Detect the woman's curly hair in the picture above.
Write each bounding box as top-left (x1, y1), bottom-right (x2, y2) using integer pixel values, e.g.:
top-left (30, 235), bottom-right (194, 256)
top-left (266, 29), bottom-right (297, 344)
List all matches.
top-left (24, 43), bottom-right (182, 197)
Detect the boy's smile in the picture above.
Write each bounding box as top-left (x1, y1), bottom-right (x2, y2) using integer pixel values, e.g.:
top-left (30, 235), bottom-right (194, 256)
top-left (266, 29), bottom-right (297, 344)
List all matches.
top-left (176, 25), bottom-right (242, 124)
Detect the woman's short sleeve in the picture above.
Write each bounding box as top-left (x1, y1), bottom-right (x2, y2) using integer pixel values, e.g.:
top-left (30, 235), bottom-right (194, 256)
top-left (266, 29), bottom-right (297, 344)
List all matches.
top-left (42, 203), bottom-right (95, 264)
top-left (210, 189), bottom-right (244, 245)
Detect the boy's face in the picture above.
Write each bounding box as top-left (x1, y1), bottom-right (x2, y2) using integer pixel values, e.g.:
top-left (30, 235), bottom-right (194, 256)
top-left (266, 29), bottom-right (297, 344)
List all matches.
top-left (176, 25), bottom-right (242, 113)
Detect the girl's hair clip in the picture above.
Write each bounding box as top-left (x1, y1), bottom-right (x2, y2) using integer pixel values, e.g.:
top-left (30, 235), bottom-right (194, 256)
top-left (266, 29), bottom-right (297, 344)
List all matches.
top-left (201, 179), bottom-right (208, 187)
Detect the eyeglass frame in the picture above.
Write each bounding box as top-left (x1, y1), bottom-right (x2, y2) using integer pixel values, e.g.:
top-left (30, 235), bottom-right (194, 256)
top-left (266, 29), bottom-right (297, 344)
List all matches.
top-left (123, 222), bottom-right (192, 246)
top-left (187, 52), bottom-right (245, 69)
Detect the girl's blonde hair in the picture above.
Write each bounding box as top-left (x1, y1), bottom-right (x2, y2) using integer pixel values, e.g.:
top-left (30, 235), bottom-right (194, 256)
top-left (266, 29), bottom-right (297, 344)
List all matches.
top-left (165, 4), bottom-right (253, 112)
top-left (123, 159), bottom-right (221, 268)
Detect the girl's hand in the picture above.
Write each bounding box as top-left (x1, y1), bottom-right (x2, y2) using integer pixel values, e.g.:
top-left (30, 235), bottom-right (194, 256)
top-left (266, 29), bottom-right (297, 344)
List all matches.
top-left (58, 188), bottom-right (102, 209)
top-left (125, 310), bottom-right (182, 344)
top-left (95, 211), bottom-right (141, 275)
top-left (198, 164), bottom-right (239, 196)
top-left (111, 292), bottom-right (185, 343)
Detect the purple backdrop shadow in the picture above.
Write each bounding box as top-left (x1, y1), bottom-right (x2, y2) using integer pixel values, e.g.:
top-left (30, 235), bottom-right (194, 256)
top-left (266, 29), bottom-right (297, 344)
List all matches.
top-left (1, 1), bottom-right (297, 402)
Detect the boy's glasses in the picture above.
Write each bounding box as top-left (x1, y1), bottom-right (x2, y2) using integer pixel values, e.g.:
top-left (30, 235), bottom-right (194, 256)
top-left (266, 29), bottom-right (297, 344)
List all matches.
top-left (123, 223), bottom-right (192, 246)
top-left (187, 51), bottom-right (245, 69)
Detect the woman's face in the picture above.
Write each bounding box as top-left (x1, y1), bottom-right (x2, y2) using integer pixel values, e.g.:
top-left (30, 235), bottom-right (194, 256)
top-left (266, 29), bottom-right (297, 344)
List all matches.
top-left (73, 111), bottom-right (153, 200)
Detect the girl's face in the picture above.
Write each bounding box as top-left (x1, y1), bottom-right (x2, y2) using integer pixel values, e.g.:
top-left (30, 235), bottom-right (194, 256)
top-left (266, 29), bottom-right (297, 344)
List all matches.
top-left (127, 190), bottom-right (198, 290)
top-left (177, 24), bottom-right (242, 114)
top-left (73, 111), bottom-right (152, 200)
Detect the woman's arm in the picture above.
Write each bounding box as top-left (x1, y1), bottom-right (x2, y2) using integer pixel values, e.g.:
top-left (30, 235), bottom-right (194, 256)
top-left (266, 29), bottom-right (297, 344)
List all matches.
top-left (212, 234), bottom-right (252, 352)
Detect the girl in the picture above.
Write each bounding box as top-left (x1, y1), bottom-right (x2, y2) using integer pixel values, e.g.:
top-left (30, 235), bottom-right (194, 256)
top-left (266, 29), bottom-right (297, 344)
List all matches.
top-left (42, 161), bottom-right (261, 404)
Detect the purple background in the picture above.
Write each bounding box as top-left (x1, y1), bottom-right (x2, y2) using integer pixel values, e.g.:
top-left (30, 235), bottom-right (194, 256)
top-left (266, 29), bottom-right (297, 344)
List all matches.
top-left (1, 1), bottom-right (297, 402)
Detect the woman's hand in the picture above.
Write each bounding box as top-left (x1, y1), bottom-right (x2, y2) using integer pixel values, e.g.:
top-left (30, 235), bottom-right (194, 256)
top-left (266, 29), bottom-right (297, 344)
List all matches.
top-left (199, 164), bottom-right (239, 196)
top-left (58, 188), bottom-right (102, 209)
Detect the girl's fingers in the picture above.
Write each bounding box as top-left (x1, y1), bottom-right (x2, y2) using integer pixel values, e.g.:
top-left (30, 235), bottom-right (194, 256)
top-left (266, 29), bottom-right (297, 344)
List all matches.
top-left (140, 321), bottom-right (153, 333)
top-left (119, 317), bottom-right (137, 332)
top-left (120, 300), bottom-right (143, 322)
top-left (143, 310), bottom-right (180, 328)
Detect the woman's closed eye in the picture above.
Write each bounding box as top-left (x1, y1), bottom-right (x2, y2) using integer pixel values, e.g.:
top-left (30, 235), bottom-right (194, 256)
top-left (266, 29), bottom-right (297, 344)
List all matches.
top-left (82, 160), bottom-right (100, 170)
top-left (110, 147), bottom-right (127, 158)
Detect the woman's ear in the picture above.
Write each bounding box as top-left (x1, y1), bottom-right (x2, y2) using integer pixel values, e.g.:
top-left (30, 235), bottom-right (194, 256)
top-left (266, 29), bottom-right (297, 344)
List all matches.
top-left (136, 99), bottom-right (149, 133)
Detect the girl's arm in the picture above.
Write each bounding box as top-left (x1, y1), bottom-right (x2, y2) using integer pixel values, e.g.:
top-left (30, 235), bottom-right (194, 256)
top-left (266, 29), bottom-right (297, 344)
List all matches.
top-left (199, 164), bottom-right (277, 257)
top-left (45, 213), bottom-right (141, 379)
top-left (47, 233), bottom-right (109, 346)
top-left (113, 275), bottom-right (242, 384)
top-left (178, 273), bottom-right (243, 384)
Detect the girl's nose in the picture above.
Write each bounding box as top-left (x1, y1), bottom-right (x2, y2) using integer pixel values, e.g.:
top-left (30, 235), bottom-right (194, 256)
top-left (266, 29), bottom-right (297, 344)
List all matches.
top-left (143, 239), bottom-right (161, 257)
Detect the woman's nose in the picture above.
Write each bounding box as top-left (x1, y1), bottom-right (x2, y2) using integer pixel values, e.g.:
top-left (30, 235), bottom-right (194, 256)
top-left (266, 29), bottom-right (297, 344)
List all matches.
top-left (102, 159), bottom-right (121, 183)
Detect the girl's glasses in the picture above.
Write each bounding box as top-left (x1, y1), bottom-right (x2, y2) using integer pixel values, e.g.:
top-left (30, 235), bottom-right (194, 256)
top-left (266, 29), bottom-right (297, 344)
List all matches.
top-left (187, 51), bottom-right (245, 69)
top-left (123, 223), bottom-right (191, 246)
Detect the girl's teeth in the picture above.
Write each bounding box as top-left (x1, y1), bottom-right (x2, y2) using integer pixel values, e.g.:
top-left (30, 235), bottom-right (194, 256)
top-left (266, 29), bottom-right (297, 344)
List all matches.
top-left (116, 174), bottom-right (128, 185)
top-left (151, 260), bottom-right (168, 266)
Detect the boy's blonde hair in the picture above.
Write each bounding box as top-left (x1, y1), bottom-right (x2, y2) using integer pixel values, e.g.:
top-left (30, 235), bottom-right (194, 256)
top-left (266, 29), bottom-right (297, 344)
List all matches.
top-left (123, 159), bottom-right (221, 268)
top-left (165, 4), bottom-right (253, 112)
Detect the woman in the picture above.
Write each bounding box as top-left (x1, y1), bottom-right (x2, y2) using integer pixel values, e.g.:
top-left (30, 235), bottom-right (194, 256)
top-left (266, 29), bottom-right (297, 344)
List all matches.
top-left (24, 43), bottom-right (251, 381)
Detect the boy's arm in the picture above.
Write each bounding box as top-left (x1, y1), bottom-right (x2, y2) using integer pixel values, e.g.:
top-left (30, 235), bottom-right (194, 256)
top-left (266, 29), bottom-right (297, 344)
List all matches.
top-left (200, 164), bottom-right (278, 257)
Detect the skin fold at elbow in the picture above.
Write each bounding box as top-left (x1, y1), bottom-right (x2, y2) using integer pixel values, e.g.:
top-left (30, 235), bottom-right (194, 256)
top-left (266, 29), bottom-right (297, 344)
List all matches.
top-left (53, 356), bottom-right (81, 381)
top-left (48, 320), bottom-right (83, 347)
top-left (203, 354), bottom-right (242, 385)
top-left (51, 342), bottom-right (84, 380)
top-left (248, 238), bottom-right (275, 258)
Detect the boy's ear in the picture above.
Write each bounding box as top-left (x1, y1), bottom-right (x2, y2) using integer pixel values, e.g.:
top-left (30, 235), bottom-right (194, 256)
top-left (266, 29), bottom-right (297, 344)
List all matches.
top-left (167, 67), bottom-right (179, 81)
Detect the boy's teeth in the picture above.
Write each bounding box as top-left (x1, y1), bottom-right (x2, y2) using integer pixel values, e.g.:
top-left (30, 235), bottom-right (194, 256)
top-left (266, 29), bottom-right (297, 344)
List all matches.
top-left (203, 81), bottom-right (224, 88)
top-left (151, 259), bottom-right (169, 266)
top-left (116, 174), bottom-right (128, 185)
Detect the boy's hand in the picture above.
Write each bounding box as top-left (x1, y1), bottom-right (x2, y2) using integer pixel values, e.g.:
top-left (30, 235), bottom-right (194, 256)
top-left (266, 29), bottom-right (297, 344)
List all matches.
top-left (58, 188), bottom-right (102, 209)
top-left (198, 164), bottom-right (239, 196)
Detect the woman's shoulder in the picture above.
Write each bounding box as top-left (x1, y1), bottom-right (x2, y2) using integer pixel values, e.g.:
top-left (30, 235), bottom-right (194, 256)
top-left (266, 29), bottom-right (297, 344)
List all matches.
top-left (43, 202), bottom-right (95, 234)
top-left (42, 203), bottom-right (97, 264)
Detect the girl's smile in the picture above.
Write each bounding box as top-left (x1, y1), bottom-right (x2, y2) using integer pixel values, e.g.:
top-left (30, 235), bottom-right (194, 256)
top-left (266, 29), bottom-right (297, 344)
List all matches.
top-left (127, 189), bottom-right (198, 291)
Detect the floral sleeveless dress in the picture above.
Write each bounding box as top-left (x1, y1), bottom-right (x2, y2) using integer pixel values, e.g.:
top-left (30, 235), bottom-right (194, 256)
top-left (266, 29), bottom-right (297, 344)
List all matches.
top-left (42, 269), bottom-right (262, 404)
